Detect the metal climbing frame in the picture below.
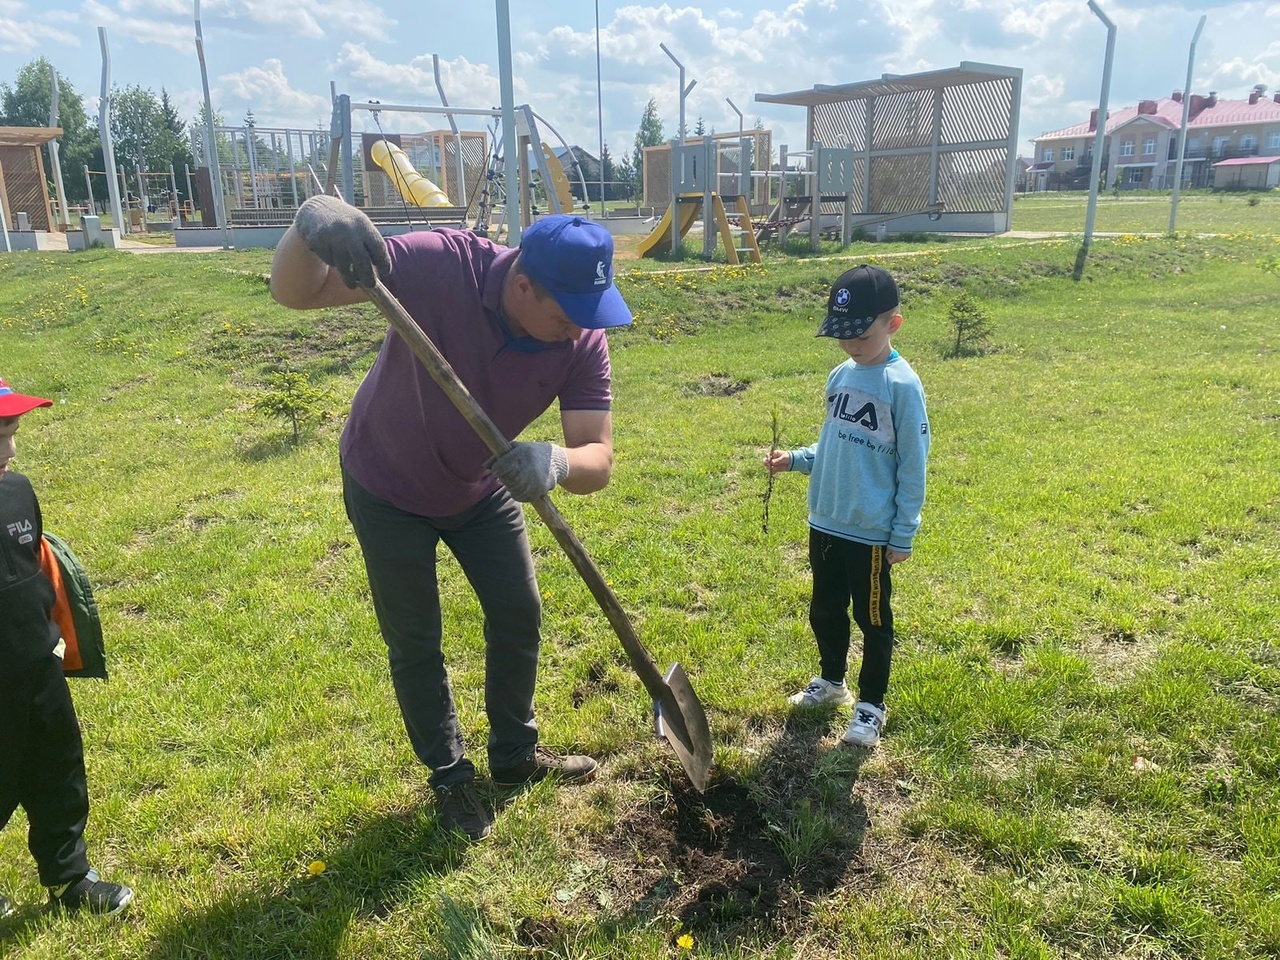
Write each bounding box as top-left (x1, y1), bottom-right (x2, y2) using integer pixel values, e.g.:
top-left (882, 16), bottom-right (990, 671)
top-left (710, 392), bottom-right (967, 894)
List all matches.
top-left (191, 124), bottom-right (332, 216)
top-left (756, 62), bottom-right (1023, 244)
top-left (331, 96), bottom-right (587, 234)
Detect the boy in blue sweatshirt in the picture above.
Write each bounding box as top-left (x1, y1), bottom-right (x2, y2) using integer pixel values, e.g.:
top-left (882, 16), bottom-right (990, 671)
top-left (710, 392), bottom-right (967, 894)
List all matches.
top-left (764, 265), bottom-right (929, 748)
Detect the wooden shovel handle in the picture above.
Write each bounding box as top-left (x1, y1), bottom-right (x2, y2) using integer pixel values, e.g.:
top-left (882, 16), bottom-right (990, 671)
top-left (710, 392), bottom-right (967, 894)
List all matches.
top-left (365, 280), bottom-right (671, 700)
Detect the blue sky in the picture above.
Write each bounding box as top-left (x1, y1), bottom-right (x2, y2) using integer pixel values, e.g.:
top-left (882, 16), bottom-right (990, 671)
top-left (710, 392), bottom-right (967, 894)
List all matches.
top-left (2, 0), bottom-right (1277, 160)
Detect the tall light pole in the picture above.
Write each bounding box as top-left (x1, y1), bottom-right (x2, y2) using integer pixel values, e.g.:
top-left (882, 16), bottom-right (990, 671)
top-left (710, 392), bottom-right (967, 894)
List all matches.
top-left (726, 97), bottom-right (744, 196)
top-left (495, 0), bottom-right (520, 243)
top-left (595, 0), bottom-right (606, 217)
top-left (1170, 15), bottom-right (1206, 232)
top-left (659, 43), bottom-right (695, 146)
top-left (98, 28), bottom-right (127, 239)
top-left (194, 1), bottom-right (231, 249)
top-left (48, 68), bottom-right (71, 229)
top-left (1082, 0), bottom-right (1116, 257)
top-left (659, 42), bottom-right (695, 253)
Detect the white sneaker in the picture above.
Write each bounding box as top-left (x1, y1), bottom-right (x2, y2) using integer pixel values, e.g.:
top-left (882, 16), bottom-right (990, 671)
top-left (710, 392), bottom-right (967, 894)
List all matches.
top-left (842, 702), bottom-right (887, 747)
top-left (788, 677), bottom-right (854, 708)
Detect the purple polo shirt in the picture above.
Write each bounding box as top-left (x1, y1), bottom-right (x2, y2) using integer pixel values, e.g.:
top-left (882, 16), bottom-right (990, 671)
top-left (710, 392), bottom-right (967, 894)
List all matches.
top-left (339, 228), bottom-right (614, 517)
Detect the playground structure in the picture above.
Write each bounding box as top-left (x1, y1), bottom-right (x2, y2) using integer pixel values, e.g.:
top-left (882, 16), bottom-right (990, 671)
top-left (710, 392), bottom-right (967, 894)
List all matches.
top-left (324, 96), bottom-right (587, 231)
top-left (642, 130), bottom-right (773, 215)
top-left (176, 90), bottom-right (587, 249)
top-left (80, 164), bottom-right (197, 231)
top-left (635, 135), bottom-right (762, 264)
top-left (755, 62), bottom-right (1024, 248)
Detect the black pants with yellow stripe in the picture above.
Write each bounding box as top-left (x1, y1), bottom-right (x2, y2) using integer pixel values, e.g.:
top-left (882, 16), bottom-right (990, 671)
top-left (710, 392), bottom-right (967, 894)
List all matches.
top-left (808, 528), bottom-right (894, 706)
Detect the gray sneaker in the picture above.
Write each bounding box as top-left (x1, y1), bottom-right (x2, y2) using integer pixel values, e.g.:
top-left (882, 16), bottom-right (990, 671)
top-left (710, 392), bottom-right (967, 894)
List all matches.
top-left (842, 702), bottom-right (887, 748)
top-left (48, 869), bottom-right (134, 917)
top-left (434, 779), bottom-right (493, 841)
top-left (788, 677), bottom-right (854, 708)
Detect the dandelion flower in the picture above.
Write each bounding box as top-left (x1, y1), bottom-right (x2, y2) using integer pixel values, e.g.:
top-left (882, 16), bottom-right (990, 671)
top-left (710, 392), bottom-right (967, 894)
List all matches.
top-left (308, 860), bottom-right (326, 876)
top-left (677, 933), bottom-right (694, 950)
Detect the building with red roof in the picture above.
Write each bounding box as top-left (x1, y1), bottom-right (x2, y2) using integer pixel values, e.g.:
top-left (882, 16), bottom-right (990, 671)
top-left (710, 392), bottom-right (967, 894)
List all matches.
top-left (1029, 85), bottom-right (1280, 190)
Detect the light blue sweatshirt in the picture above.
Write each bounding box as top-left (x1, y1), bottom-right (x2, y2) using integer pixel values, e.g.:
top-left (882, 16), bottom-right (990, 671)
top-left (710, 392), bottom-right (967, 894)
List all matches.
top-left (788, 350), bottom-right (929, 552)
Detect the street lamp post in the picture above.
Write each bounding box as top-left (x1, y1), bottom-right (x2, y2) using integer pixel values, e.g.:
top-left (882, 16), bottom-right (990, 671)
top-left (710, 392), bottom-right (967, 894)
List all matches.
top-left (659, 43), bottom-right (695, 253)
top-left (495, 0), bottom-right (520, 243)
top-left (595, 0), bottom-right (606, 218)
top-left (194, 2), bottom-right (231, 249)
top-left (1170, 15), bottom-right (1206, 232)
top-left (1082, 0), bottom-right (1116, 257)
top-left (726, 97), bottom-right (745, 197)
top-left (98, 28), bottom-right (128, 241)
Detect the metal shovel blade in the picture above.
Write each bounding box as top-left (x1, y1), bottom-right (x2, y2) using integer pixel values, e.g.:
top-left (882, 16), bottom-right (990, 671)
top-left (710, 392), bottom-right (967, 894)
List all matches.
top-left (365, 280), bottom-right (715, 792)
top-left (653, 662), bottom-right (713, 794)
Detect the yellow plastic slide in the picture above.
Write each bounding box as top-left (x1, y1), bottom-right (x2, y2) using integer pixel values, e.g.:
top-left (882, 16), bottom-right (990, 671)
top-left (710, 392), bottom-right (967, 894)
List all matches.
top-left (636, 195), bottom-right (702, 258)
top-left (541, 143), bottom-right (574, 212)
top-left (370, 139), bottom-right (452, 207)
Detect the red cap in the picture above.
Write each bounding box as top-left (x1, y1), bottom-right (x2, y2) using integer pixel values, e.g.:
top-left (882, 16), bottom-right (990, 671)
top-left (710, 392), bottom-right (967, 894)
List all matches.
top-left (0, 377), bottom-right (53, 417)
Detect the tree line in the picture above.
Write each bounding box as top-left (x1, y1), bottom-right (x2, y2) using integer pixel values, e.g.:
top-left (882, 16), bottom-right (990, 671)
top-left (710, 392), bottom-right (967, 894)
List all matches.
top-left (1, 58), bottom-right (197, 207)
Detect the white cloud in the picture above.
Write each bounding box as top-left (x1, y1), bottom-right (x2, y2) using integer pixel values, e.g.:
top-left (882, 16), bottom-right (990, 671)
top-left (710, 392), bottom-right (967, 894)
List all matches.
top-left (214, 0), bottom-right (393, 44)
top-left (1209, 56), bottom-right (1279, 90)
top-left (0, 1), bottom-right (79, 56)
top-left (332, 44), bottom-right (503, 110)
top-left (215, 59), bottom-right (330, 122)
top-left (1001, 0), bottom-right (1081, 41)
top-left (82, 0), bottom-right (194, 53)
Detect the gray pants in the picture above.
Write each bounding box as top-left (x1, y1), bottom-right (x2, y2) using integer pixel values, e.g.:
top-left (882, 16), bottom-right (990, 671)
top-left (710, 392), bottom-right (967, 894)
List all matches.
top-left (342, 468), bottom-right (540, 788)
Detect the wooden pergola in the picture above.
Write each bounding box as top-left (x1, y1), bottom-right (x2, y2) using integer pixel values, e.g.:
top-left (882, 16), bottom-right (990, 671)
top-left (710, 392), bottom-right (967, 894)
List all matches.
top-left (0, 126), bottom-right (62, 232)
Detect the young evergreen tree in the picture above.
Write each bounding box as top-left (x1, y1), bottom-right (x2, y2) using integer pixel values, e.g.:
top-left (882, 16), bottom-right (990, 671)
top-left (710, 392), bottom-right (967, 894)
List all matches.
top-left (616, 155), bottom-right (636, 201)
top-left (599, 142), bottom-right (615, 201)
top-left (946, 290), bottom-right (995, 358)
top-left (631, 98), bottom-right (665, 198)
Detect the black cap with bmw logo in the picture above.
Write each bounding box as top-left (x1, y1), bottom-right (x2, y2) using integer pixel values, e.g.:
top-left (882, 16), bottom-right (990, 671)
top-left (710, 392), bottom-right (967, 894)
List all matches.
top-left (815, 265), bottom-right (900, 339)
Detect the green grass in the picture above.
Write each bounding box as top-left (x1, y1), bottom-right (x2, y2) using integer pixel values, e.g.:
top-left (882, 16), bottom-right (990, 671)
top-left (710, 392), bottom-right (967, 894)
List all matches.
top-left (1010, 189), bottom-right (1280, 234)
top-left (1, 234), bottom-right (1278, 959)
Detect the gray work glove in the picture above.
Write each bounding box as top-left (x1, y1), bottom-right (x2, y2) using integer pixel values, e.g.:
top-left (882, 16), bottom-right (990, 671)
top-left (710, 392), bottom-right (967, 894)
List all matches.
top-left (488, 442), bottom-right (570, 502)
top-left (293, 194), bottom-right (391, 289)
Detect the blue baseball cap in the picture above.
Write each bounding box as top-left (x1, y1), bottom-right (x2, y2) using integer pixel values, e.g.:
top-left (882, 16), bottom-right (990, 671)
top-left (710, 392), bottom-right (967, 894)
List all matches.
top-left (519, 215), bottom-right (633, 330)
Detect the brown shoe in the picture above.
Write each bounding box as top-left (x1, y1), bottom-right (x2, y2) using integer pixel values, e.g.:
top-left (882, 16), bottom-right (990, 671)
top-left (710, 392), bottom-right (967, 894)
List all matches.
top-left (433, 779), bottom-right (493, 841)
top-left (491, 746), bottom-right (599, 786)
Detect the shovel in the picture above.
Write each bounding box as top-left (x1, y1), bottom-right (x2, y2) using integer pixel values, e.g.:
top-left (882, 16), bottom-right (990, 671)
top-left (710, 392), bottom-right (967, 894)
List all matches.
top-left (365, 280), bottom-right (713, 793)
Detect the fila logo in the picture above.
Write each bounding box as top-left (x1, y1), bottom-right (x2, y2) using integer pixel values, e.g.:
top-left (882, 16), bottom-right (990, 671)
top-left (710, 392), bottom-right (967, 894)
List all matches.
top-left (831, 394), bottom-right (878, 430)
top-left (7, 519), bottom-right (34, 544)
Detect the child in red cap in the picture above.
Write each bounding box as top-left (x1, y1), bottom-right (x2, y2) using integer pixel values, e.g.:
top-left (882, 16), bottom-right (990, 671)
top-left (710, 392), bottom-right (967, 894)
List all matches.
top-left (0, 377), bottom-right (133, 918)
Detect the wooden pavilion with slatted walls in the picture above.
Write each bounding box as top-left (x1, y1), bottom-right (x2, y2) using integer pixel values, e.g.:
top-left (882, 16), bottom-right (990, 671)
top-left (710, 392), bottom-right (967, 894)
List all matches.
top-left (0, 126), bottom-right (62, 232)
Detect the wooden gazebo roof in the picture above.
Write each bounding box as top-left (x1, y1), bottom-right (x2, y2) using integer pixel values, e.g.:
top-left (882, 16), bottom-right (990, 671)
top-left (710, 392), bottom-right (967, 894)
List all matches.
top-left (0, 126), bottom-right (63, 147)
